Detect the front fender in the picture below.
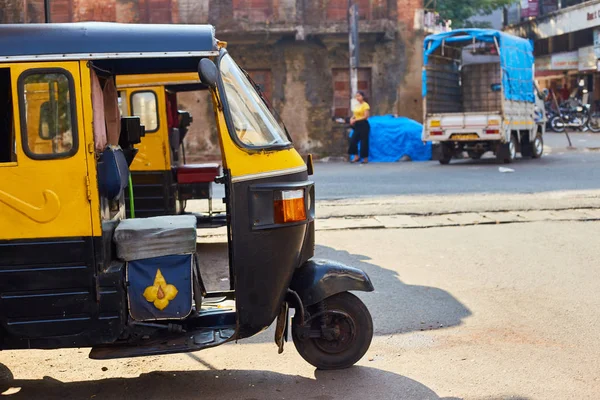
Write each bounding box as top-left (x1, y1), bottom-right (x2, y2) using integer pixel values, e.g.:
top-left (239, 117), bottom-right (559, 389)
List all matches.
top-left (289, 259), bottom-right (374, 306)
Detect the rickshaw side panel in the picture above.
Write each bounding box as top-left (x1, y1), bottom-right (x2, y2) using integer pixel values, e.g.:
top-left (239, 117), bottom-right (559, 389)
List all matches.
top-left (0, 237), bottom-right (126, 348)
top-left (0, 61), bottom-right (126, 349)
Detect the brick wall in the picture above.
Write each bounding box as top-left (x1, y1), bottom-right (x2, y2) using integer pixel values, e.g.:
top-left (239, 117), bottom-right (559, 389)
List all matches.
top-left (3, 0), bottom-right (422, 33)
top-left (2, 0), bottom-right (424, 158)
top-left (397, 0), bottom-right (421, 31)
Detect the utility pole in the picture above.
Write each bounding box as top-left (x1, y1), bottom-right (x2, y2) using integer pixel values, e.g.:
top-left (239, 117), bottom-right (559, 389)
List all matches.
top-left (44, 0), bottom-right (51, 22)
top-left (348, 0), bottom-right (359, 111)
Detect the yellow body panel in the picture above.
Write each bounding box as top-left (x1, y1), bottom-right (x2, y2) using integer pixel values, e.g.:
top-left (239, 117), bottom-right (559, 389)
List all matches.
top-left (0, 61), bottom-right (93, 240)
top-left (116, 73), bottom-right (199, 88)
top-left (122, 86), bottom-right (171, 172)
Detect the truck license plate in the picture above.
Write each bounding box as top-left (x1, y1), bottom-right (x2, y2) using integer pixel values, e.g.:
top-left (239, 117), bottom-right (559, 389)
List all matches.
top-left (451, 134), bottom-right (479, 141)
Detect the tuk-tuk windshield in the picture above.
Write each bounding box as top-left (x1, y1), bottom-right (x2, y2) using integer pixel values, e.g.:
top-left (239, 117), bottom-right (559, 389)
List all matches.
top-left (220, 54), bottom-right (291, 148)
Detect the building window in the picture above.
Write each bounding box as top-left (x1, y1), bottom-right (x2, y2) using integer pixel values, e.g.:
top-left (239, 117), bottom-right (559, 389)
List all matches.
top-left (18, 69), bottom-right (77, 159)
top-left (535, 38), bottom-right (549, 57)
top-left (233, 0), bottom-right (273, 22)
top-left (573, 28), bottom-right (594, 49)
top-left (247, 70), bottom-right (273, 103)
top-left (332, 68), bottom-right (372, 118)
top-left (552, 33), bottom-right (570, 54)
top-left (131, 91), bottom-right (159, 133)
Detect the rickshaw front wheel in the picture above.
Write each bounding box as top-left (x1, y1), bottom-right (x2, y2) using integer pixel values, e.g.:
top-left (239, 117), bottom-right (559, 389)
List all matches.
top-left (0, 363), bottom-right (13, 393)
top-left (292, 292), bottom-right (373, 370)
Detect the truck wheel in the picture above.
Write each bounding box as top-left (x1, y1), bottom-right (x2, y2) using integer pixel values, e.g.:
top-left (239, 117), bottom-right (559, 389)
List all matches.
top-left (467, 150), bottom-right (483, 160)
top-left (439, 143), bottom-right (453, 165)
top-left (532, 134), bottom-right (543, 159)
top-left (292, 292), bottom-right (373, 370)
top-left (506, 135), bottom-right (518, 163)
top-left (497, 135), bottom-right (517, 164)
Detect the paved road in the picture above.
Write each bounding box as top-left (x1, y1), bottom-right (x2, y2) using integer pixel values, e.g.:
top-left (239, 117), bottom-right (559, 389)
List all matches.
top-left (3, 220), bottom-right (599, 399)
top-left (312, 136), bottom-right (600, 199)
top-left (205, 132), bottom-right (600, 203)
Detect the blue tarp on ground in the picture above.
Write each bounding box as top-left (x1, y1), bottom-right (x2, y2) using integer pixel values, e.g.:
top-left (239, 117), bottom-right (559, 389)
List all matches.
top-left (350, 115), bottom-right (431, 162)
top-left (422, 29), bottom-right (535, 103)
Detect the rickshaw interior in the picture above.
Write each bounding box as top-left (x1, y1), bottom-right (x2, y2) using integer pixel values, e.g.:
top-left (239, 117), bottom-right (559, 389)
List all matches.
top-left (116, 73), bottom-right (224, 223)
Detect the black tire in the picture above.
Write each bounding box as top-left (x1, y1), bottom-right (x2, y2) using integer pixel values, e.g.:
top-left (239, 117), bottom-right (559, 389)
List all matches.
top-left (588, 113), bottom-right (600, 133)
top-left (0, 363), bottom-right (13, 394)
top-left (467, 151), bottom-right (483, 160)
top-left (292, 292), bottom-right (373, 370)
top-left (532, 134), bottom-right (543, 159)
top-left (439, 143), bottom-right (453, 165)
top-left (497, 135), bottom-right (517, 164)
top-left (550, 116), bottom-right (565, 132)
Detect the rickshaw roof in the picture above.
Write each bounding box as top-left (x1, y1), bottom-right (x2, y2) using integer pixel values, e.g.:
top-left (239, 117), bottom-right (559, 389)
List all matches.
top-left (0, 22), bottom-right (218, 62)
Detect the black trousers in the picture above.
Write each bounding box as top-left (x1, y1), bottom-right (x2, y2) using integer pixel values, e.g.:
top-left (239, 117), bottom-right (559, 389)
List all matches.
top-left (348, 120), bottom-right (370, 159)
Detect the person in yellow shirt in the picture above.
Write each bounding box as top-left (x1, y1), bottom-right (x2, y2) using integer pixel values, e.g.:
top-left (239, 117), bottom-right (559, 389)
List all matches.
top-left (348, 92), bottom-right (370, 164)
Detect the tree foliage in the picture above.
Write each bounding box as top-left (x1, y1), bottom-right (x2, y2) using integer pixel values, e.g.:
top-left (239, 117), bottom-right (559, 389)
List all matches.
top-left (434, 0), bottom-right (515, 28)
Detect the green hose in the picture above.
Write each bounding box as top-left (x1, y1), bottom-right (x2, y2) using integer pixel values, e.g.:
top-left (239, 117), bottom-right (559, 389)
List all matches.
top-left (128, 173), bottom-right (135, 218)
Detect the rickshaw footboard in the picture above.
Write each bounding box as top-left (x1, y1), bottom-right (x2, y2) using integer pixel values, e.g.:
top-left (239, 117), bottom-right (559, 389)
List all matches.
top-left (89, 326), bottom-right (235, 360)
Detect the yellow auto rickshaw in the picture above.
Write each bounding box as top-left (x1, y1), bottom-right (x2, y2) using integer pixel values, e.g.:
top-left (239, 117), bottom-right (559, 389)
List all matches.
top-left (0, 22), bottom-right (373, 370)
top-left (116, 73), bottom-right (224, 224)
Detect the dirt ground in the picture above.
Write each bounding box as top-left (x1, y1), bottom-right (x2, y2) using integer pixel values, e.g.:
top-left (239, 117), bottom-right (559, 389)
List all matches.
top-left (1, 219), bottom-right (599, 399)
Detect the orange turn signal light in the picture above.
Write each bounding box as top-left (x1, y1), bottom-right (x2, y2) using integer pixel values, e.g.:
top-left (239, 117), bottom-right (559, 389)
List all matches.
top-left (274, 190), bottom-right (306, 224)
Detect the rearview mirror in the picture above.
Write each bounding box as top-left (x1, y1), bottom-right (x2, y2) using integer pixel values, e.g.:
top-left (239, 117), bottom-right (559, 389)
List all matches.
top-left (119, 116), bottom-right (144, 147)
top-left (198, 58), bottom-right (218, 89)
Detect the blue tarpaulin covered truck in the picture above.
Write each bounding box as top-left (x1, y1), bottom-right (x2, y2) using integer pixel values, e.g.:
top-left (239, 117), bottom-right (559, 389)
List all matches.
top-left (421, 29), bottom-right (546, 164)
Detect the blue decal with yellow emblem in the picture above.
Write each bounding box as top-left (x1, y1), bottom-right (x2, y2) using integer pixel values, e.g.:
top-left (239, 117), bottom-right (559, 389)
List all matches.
top-left (127, 254), bottom-right (193, 321)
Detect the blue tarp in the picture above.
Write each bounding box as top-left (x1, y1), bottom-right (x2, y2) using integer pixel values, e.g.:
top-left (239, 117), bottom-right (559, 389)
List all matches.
top-left (350, 115), bottom-right (431, 162)
top-left (422, 29), bottom-right (535, 103)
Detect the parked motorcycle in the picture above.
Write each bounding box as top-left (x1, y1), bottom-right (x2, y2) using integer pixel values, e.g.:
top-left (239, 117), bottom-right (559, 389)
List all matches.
top-left (544, 101), bottom-right (557, 131)
top-left (550, 102), bottom-right (589, 132)
top-left (546, 79), bottom-right (600, 133)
